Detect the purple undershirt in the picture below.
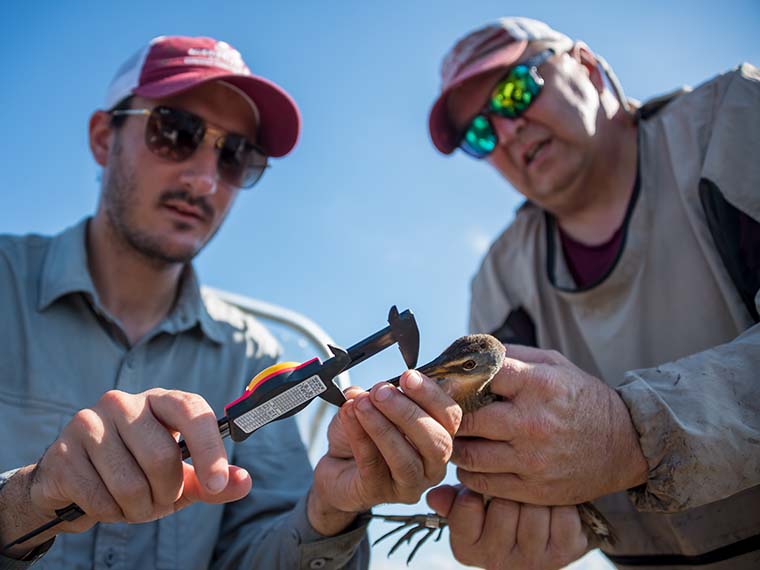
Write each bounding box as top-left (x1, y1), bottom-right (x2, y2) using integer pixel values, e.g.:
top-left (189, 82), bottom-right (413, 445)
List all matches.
top-left (559, 224), bottom-right (625, 289)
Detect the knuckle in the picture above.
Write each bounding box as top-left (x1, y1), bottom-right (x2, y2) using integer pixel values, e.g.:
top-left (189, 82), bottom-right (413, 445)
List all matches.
top-left (458, 410), bottom-right (477, 435)
top-left (546, 349), bottom-right (563, 362)
top-left (97, 504), bottom-right (125, 523)
top-left (71, 408), bottom-right (103, 433)
top-left (463, 471), bottom-right (490, 495)
top-left (171, 391), bottom-right (211, 418)
top-left (113, 478), bottom-right (149, 505)
top-left (453, 441), bottom-right (475, 469)
top-left (86, 489), bottom-right (124, 523)
top-left (447, 405), bottom-right (463, 434)
top-left (370, 417), bottom-right (396, 441)
top-left (451, 544), bottom-right (480, 568)
top-left (142, 439), bottom-right (181, 471)
top-left (400, 400), bottom-right (423, 426)
top-left (98, 389), bottom-right (130, 412)
top-left (398, 457), bottom-right (423, 486)
top-left (434, 432), bottom-right (454, 465)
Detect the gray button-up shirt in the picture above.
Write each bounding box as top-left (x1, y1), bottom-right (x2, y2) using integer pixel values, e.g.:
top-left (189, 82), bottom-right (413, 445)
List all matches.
top-left (0, 218), bottom-right (369, 569)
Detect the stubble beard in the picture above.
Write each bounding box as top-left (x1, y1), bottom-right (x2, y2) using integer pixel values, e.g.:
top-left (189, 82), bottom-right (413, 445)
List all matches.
top-left (102, 137), bottom-right (211, 267)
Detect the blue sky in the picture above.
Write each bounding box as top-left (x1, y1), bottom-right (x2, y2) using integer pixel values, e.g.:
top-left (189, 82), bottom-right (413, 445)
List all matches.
top-left (2, 1), bottom-right (758, 568)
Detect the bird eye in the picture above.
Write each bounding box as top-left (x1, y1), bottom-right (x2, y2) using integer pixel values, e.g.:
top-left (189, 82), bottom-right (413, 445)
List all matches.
top-left (462, 359), bottom-right (477, 371)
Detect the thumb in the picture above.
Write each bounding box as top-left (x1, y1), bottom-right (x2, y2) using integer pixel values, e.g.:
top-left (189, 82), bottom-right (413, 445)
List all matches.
top-left (426, 484), bottom-right (459, 518)
top-left (174, 463), bottom-right (251, 511)
top-left (489, 354), bottom-right (548, 399)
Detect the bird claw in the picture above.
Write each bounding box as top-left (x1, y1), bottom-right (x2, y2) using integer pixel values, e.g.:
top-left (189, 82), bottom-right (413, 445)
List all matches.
top-left (371, 513), bottom-right (447, 564)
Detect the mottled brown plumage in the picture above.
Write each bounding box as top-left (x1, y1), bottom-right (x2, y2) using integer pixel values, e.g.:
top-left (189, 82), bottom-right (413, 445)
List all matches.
top-left (377, 334), bottom-right (616, 562)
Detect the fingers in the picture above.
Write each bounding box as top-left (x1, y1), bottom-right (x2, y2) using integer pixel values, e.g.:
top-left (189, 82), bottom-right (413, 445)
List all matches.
top-left (343, 385), bottom-right (365, 400)
top-left (445, 496), bottom-right (587, 570)
top-left (479, 497), bottom-right (519, 551)
top-left (452, 437), bottom-right (522, 475)
top-left (455, 468), bottom-right (537, 504)
top-left (352, 390), bottom-right (427, 500)
top-left (75, 407), bottom-right (156, 522)
top-left (315, 376), bottom-right (457, 516)
top-left (365, 377), bottom-right (455, 486)
top-left (504, 344), bottom-right (567, 366)
top-left (488, 357), bottom-right (550, 401)
top-left (454, 403), bottom-right (518, 442)
top-left (174, 463), bottom-right (251, 511)
top-left (484, 345), bottom-right (569, 403)
top-left (34, 436), bottom-right (124, 524)
top-left (30, 388), bottom-right (234, 532)
top-left (145, 389), bottom-right (228, 495)
top-left (96, 391), bottom-right (184, 513)
top-left (425, 484), bottom-right (458, 518)
top-left (399, 370), bottom-right (462, 435)
top-left (446, 487), bottom-right (488, 550)
top-left (550, 506), bottom-right (588, 555)
top-left (340, 397), bottom-right (391, 485)
top-left (517, 503), bottom-right (551, 552)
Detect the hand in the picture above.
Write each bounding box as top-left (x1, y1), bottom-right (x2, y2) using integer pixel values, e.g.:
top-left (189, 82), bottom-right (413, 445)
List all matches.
top-left (452, 345), bottom-right (648, 505)
top-left (427, 484), bottom-right (588, 570)
top-left (0, 389), bottom-right (251, 555)
top-left (308, 370), bottom-right (462, 535)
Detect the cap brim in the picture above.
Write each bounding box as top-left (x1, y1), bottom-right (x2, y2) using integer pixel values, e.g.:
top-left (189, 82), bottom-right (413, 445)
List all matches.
top-left (429, 40), bottom-right (528, 155)
top-left (135, 70), bottom-right (300, 158)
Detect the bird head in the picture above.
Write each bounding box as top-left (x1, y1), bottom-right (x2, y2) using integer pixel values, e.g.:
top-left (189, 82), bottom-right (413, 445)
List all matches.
top-left (387, 334), bottom-right (505, 412)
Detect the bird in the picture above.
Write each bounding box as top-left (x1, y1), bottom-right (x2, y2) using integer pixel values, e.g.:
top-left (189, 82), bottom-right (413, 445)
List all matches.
top-left (372, 333), bottom-right (616, 564)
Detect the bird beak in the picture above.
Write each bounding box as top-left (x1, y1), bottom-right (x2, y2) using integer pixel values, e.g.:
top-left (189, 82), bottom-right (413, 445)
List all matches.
top-left (384, 353), bottom-right (449, 387)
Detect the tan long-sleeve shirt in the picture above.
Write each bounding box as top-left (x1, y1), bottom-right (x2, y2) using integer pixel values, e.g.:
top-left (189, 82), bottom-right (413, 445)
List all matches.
top-left (470, 64), bottom-right (760, 568)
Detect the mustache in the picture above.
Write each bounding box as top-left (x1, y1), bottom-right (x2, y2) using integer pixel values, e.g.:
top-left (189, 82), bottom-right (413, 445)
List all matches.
top-left (159, 189), bottom-right (215, 220)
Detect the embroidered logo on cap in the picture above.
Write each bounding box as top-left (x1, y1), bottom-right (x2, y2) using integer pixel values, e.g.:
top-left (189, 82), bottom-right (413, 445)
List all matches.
top-left (184, 41), bottom-right (250, 75)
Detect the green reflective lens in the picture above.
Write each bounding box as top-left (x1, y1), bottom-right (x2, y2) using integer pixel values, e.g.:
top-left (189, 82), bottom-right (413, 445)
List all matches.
top-left (489, 65), bottom-right (542, 118)
top-left (461, 115), bottom-right (497, 158)
top-left (457, 49), bottom-right (553, 158)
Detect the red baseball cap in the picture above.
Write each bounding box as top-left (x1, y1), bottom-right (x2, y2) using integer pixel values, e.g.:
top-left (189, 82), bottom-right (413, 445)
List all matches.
top-left (429, 18), bottom-right (573, 154)
top-left (105, 35), bottom-right (300, 158)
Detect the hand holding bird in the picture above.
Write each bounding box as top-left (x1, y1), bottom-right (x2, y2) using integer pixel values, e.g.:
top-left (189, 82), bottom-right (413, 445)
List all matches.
top-left (373, 334), bottom-right (648, 565)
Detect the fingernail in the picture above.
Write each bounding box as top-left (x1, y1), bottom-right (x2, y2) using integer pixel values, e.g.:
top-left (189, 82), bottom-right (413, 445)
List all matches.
top-left (344, 400), bottom-right (357, 420)
top-left (357, 395), bottom-right (372, 412)
top-left (374, 384), bottom-right (394, 402)
top-left (405, 370), bottom-right (423, 389)
top-left (207, 473), bottom-right (227, 494)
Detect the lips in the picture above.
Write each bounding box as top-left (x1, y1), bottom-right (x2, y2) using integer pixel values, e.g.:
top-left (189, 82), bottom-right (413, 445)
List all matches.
top-left (163, 200), bottom-right (206, 222)
top-left (523, 138), bottom-right (551, 166)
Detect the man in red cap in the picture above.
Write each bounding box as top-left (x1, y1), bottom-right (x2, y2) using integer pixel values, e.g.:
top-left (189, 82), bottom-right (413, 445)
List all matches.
top-left (424, 16), bottom-right (760, 570)
top-left (0, 35), bottom-right (459, 568)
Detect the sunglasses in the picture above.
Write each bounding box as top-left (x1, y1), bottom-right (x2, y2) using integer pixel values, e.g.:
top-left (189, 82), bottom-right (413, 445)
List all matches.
top-left (459, 49), bottom-right (554, 159)
top-left (110, 105), bottom-right (268, 188)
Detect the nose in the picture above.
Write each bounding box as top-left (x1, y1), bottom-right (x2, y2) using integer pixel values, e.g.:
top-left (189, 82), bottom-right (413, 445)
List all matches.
top-left (179, 142), bottom-right (219, 196)
top-left (490, 114), bottom-right (526, 146)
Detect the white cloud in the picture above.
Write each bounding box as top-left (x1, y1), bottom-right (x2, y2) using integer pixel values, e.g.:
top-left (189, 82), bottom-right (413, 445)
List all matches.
top-left (466, 228), bottom-right (492, 256)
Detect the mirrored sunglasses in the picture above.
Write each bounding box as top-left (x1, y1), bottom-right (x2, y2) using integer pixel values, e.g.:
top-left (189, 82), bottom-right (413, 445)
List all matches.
top-left (459, 49), bottom-right (554, 159)
top-left (111, 105), bottom-right (268, 188)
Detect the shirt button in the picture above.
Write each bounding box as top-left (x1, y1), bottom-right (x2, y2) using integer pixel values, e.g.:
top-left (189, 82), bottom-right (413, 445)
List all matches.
top-left (309, 558), bottom-right (327, 569)
top-left (104, 548), bottom-right (117, 567)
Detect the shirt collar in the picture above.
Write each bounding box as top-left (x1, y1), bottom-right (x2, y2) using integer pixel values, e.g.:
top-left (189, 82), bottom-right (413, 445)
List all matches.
top-left (38, 217), bottom-right (96, 311)
top-left (37, 217), bottom-right (226, 345)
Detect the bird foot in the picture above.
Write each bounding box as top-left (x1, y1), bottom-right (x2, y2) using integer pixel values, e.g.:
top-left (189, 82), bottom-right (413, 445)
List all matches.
top-left (371, 513), bottom-right (447, 564)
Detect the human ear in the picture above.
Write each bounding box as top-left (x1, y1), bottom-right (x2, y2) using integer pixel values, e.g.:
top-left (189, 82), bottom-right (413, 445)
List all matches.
top-left (88, 110), bottom-right (114, 167)
top-left (571, 41), bottom-right (605, 94)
